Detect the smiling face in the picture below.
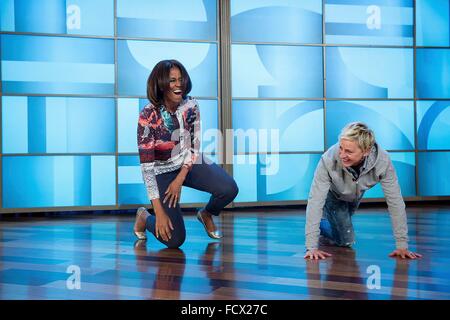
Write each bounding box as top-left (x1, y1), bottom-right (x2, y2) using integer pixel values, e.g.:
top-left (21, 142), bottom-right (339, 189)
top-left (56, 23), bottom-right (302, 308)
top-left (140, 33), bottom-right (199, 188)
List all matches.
top-left (163, 67), bottom-right (184, 110)
top-left (339, 138), bottom-right (370, 168)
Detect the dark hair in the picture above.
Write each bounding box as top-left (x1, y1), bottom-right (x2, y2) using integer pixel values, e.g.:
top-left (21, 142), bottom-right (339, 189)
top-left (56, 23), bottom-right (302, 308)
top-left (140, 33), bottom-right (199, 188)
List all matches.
top-left (146, 59), bottom-right (192, 107)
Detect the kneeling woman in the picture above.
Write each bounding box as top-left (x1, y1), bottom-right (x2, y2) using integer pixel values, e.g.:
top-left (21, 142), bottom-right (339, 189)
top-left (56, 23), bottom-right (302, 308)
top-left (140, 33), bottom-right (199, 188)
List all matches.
top-left (133, 59), bottom-right (238, 248)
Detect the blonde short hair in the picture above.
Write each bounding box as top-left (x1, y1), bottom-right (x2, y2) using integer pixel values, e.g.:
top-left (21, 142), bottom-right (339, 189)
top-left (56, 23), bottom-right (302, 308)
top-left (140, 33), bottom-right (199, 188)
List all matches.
top-left (339, 122), bottom-right (375, 152)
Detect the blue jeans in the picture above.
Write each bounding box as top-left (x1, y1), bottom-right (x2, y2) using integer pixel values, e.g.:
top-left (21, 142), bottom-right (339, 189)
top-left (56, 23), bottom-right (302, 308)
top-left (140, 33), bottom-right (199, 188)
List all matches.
top-left (319, 191), bottom-right (359, 247)
top-left (146, 154), bottom-right (239, 248)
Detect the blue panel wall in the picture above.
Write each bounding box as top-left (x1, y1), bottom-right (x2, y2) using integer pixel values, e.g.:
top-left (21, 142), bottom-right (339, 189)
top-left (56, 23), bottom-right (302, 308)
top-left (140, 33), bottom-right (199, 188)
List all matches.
top-left (418, 152), bottom-right (450, 196)
top-left (233, 100), bottom-right (324, 153)
top-left (326, 47), bottom-right (413, 99)
top-left (232, 45), bottom-right (323, 98)
top-left (1, 0), bottom-right (219, 210)
top-left (230, 0), bottom-right (449, 203)
top-left (1, 35), bottom-right (115, 95)
top-left (2, 96), bottom-right (116, 153)
top-left (416, 0), bottom-right (450, 46)
top-left (231, 0), bottom-right (322, 44)
top-left (326, 101), bottom-right (415, 150)
top-left (1, 0), bottom-right (449, 211)
top-left (325, 0), bottom-right (414, 45)
top-left (118, 40), bottom-right (217, 97)
top-left (3, 155), bottom-right (116, 208)
top-left (0, 0), bottom-right (114, 36)
top-left (117, 0), bottom-right (216, 40)
top-left (416, 49), bottom-right (450, 99)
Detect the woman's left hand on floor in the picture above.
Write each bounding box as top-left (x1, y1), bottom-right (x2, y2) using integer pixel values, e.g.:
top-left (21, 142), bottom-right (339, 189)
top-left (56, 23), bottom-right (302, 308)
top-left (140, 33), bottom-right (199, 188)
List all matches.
top-left (389, 248), bottom-right (422, 259)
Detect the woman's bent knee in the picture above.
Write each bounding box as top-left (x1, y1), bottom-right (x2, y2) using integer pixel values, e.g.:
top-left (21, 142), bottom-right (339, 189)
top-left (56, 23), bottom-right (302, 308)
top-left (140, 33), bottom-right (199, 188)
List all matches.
top-left (165, 234), bottom-right (186, 249)
top-left (223, 180), bottom-right (239, 201)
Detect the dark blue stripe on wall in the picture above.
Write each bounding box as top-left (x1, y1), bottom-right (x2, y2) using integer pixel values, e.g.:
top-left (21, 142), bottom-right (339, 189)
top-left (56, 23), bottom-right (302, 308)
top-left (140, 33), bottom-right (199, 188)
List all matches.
top-left (325, 0), bottom-right (413, 7)
top-left (74, 156), bottom-right (92, 205)
top-left (118, 184), bottom-right (147, 205)
top-left (27, 97), bottom-right (47, 153)
top-left (117, 17), bottom-right (216, 40)
top-left (139, 98), bottom-right (148, 109)
top-left (14, 0), bottom-right (66, 34)
top-left (0, 35), bottom-right (114, 63)
top-left (417, 101), bottom-right (449, 149)
top-left (118, 156), bottom-right (139, 167)
top-left (256, 157), bottom-right (267, 201)
top-left (326, 23), bottom-right (413, 37)
top-left (2, 82), bottom-right (114, 96)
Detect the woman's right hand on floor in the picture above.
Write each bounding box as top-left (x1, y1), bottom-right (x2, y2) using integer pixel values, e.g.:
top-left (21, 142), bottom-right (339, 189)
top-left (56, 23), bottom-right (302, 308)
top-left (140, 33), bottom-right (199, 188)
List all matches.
top-left (155, 211), bottom-right (174, 242)
top-left (303, 249), bottom-right (332, 260)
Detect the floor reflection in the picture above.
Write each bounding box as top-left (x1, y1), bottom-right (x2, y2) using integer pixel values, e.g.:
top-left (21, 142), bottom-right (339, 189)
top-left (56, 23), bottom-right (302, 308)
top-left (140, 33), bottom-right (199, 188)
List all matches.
top-left (1, 207), bottom-right (450, 299)
top-left (306, 247), bottom-right (368, 299)
top-left (390, 258), bottom-right (410, 299)
top-left (198, 242), bottom-right (223, 293)
top-left (133, 240), bottom-right (186, 299)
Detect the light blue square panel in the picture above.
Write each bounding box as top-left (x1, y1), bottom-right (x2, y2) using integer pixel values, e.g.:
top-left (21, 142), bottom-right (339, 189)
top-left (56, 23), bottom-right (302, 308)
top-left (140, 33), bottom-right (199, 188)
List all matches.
top-left (233, 100), bottom-right (324, 153)
top-left (417, 101), bottom-right (450, 150)
top-left (325, 0), bottom-right (414, 45)
top-left (232, 44), bottom-right (323, 98)
top-left (0, 0), bottom-right (114, 36)
top-left (231, 0), bottom-right (322, 44)
top-left (118, 40), bottom-right (217, 97)
top-left (416, 0), bottom-right (450, 46)
top-left (417, 49), bottom-right (450, 99)
top-left (2, 96), bottom-right (115, 154)
top-left (1, 35), bottom-right (115, 95)
top-left (418, 152), bottom-right (450, 196)
top-left (326, 100), bottom-right (415, 151)
top-left (233, 153), bottom-right (321, 202)
top-left (2, 155), bottom-right (116, 208)
top-left (326, 47), bottom-right (413, 99)
top-left (117, 0), bottom-right (216, 40)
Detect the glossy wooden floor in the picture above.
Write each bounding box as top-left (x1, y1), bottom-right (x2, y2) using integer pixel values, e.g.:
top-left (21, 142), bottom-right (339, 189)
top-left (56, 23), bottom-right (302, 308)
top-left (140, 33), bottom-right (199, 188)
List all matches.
top-left (1, 204), bottom-right (450, 300)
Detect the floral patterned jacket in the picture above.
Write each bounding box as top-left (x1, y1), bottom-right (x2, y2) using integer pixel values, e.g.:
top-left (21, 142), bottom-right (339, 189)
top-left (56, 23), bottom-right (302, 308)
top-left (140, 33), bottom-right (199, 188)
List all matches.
top-left (137, 97), bottom-right (200, 200)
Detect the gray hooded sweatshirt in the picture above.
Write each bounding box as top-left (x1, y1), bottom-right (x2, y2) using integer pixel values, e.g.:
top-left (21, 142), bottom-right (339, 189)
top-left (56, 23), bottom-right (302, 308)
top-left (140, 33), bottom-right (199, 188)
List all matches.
top-left (305, 142), bottom-right (409, 251)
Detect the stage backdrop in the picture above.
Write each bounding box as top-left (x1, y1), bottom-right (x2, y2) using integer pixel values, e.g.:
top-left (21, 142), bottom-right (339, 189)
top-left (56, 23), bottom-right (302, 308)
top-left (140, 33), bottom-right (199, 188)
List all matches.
top-left (1, 0), bottom-right (449, 212)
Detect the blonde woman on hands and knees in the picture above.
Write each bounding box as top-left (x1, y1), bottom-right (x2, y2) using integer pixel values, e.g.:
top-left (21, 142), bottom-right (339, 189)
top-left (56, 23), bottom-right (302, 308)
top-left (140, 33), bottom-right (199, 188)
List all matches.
top-left (304, 122), bottom-right (422, 260)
